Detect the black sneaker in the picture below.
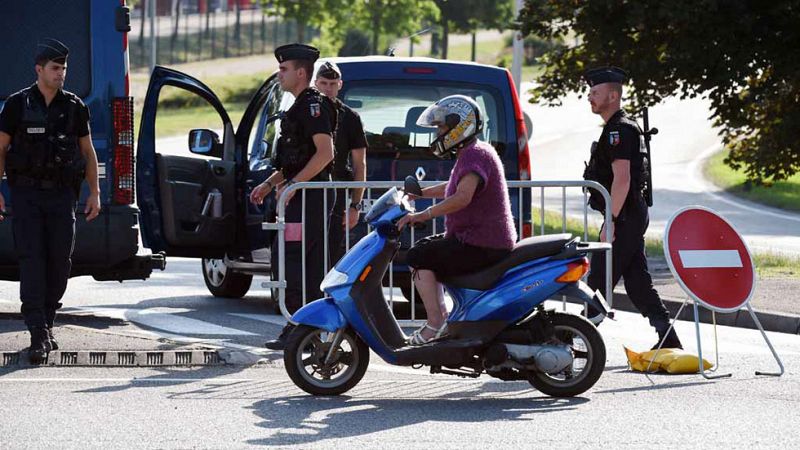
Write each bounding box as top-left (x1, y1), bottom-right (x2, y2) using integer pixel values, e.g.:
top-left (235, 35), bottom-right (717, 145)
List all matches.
top-left (264, 324), bottom-right (295, 351)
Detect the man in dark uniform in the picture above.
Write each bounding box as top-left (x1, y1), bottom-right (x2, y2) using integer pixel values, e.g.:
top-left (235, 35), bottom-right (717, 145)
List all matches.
top-left (314, 61), bottom-right (368, 265)
top-left (249, 43), bottom-right (337, 350)
top-left (582, 66), bottom-right (682, 349)
top-left (0, 38), bottom-right (101, 364)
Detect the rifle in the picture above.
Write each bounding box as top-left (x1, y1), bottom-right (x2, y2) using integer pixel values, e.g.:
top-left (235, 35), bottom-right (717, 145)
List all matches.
top-left (642, 107), bottom-right (658, 207)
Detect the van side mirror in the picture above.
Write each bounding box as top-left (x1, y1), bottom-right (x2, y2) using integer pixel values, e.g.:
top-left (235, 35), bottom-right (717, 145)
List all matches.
top-left (188, 129), bottom-right (222, 158)
top-left (404, 175), bottom-right (423, 197)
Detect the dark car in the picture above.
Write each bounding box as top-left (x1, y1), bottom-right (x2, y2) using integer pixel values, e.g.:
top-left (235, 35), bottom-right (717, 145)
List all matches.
top-left (136, 57), bottom-right (533, 305)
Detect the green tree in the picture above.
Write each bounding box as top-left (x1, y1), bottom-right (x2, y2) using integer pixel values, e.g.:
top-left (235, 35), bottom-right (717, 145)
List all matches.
top-left (261, 0), bottom-right (331, 43)
top-left (518, 0), bottom-right (800, 183)
top-left (433, 0), bottom-right (512, 59)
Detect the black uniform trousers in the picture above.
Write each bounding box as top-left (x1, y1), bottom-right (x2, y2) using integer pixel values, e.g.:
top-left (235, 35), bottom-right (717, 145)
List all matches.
top-left (328, 188), bottom-right (351, 266)
top-left (587, 196), bottom-right (672, 334)
top-left (271, 188), bottom-right (334, 315)
top-left (10, 186), bottom-right (76, 330)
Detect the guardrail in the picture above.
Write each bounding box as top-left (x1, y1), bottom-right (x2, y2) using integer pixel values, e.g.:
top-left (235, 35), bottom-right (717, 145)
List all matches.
top-left (262, 180), bottom-right (613, 324)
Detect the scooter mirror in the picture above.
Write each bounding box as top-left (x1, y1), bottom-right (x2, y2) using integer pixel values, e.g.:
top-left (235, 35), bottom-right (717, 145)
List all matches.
top-left (404, 175), bottom-right (423, 197)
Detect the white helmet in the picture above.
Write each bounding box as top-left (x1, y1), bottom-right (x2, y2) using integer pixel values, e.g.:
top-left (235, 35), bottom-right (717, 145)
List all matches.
top-left (416, 95), bottom-right (483, 158)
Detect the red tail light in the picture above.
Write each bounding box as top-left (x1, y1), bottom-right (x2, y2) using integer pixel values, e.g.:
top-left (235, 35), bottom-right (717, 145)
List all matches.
top-left (506, 70), bottom-right (531, 181)
top-left (112, 97), bottom-right (135, 205)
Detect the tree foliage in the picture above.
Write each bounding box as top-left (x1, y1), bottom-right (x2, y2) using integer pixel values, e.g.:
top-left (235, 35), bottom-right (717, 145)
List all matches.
top-left (261, 0), bottom-right (331, 42)
top-left (433, 0), bottom-right (513, 58)
top-left (517, 0), bottom-right (800, 183)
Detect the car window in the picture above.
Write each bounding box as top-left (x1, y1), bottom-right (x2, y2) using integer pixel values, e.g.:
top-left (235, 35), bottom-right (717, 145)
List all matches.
top-left (340, 81), bottom-right (505, 159)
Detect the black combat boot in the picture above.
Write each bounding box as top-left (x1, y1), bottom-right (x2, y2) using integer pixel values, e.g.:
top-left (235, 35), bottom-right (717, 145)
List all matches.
top-left (652, 327), bottom-right (683, 350)
top-left (46, 327), bottom-right (59, 351)
top-left (264, 324), bottom-right (295, 351)
top-left (28, 327), bottom-right (50, 365)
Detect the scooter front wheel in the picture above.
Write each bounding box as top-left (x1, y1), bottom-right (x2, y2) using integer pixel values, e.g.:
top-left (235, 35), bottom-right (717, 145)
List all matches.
top-left (284, 325), bottom-right (370, 396)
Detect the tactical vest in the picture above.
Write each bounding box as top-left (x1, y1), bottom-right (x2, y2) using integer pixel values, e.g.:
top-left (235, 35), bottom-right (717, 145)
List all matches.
top-left (275, 88), bottom-right (338, 181)
top-left (7, 89), bottom-right (86, 191)
top-left (583, 111), bottom-right (650, 213)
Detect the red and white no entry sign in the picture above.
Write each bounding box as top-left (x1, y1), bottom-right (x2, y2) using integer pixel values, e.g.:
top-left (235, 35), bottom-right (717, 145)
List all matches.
top-left (663, 206), bottom-right (755, 312)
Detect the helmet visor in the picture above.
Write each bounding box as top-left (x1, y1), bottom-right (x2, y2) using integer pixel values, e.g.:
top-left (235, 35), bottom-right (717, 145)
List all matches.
top-left (415, 103), bottom-right (449, 128)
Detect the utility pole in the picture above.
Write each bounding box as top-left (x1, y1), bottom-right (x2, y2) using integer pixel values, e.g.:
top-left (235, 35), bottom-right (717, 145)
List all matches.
top-left (149, 0), bottom-right (157, 73)
top-left (510, 0), bottom-right (524, 95)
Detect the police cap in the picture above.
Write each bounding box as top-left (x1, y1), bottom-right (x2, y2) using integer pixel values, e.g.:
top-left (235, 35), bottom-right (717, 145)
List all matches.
top-left (584, 66), bottom-right (627, 87)
top-left (315, 61), bottom-right (341, 80)
top-left (274, 43), bottom-right (320, 63)
top-left (35, 38), bottom-right (69, 65)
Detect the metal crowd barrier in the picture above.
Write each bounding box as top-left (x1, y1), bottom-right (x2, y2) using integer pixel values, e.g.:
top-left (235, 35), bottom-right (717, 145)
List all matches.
top-left (262, 180), bottom-right (613, 325)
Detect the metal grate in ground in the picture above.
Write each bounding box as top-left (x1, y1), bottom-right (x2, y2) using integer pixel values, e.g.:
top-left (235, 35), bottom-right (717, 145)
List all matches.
top-left (0, 350), bottom-right (224, 367)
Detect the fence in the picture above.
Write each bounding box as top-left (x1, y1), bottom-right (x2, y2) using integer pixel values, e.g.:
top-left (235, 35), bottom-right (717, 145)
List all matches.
top-left (263, 180), bottom-right (613, 325)
top-left (129, 7), bottom-right (318, 70)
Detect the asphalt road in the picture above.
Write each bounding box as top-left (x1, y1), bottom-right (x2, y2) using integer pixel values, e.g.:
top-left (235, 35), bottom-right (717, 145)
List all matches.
top-left (0, 265), bottom-right (797, 449)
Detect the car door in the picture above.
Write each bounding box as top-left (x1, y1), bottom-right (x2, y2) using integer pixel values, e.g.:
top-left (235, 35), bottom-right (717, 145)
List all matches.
top-left (136, 66), bottom-right (238, 258)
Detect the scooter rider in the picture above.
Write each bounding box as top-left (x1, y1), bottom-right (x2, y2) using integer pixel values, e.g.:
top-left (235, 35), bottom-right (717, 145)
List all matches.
top-left (397, 95), bottom-right (517, 345)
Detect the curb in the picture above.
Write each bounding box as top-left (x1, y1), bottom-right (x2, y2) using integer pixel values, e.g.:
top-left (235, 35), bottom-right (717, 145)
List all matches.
top-left (0, 349), bottom-right (223, 368)
top-left (611, 291), bottom-right (800, 335)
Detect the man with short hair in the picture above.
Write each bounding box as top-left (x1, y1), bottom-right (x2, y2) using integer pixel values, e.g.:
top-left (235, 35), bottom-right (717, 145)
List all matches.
top-left (582, 66), bottom-right (682, 350)
top-left (250, 43), bottom-right (337, 350)
top-left (0, 38), bottom-right (101, 363)
top-left (314, 61), bottom-right (367, 264)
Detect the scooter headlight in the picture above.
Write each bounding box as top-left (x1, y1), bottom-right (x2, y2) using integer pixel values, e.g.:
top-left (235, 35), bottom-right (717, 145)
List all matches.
top-left (320, 268), bottom-right (349, 292)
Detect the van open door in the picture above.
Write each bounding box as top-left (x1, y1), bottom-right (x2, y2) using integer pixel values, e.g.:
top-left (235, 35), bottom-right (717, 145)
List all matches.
top-left (136, 66), bottom-right (236, 258)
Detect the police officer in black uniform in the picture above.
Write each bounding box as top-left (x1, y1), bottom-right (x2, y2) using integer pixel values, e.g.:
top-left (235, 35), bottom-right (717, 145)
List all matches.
top-left (314, 61), bottom-right (368, 265)
top-left (582, 66), bottom-right (682, 349)
top-left (249, 44), bottom-right (337, 350)
top-left (0, 38), bottom-right (101, 364)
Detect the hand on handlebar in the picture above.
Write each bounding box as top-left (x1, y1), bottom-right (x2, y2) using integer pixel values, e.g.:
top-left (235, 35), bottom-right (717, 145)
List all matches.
top-left (396, 210), bottom-right (428, 231)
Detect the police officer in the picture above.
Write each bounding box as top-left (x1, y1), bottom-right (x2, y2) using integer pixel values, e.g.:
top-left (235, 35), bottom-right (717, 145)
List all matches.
top-left (0, 38), bottom-right (101, 364)
top-left (249, 44), bottom-right (337, 350)
top-left (314, 61), bottom-right (368, 265)
top-left (582, 66), bottom-right (682, 350)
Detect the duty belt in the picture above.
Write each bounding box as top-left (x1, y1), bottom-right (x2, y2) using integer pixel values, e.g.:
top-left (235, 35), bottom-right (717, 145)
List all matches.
top-left (10, 175), bottom-right (63, 190)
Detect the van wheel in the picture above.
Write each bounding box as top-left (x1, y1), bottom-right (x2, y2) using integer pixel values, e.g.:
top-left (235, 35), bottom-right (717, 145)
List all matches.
top-left (202, 258), bottom-right (252, 298)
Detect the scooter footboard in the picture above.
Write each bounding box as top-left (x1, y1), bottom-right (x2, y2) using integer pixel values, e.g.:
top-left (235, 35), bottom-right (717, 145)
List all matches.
top-left (560, 282), bottom-right (612, 318)
top-left (292, 298), bottom-right (347, 332)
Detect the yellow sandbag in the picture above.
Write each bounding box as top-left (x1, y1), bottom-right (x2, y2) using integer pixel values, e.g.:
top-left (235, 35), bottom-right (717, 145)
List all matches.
top-left (624, 346), bottom-right (713, 374)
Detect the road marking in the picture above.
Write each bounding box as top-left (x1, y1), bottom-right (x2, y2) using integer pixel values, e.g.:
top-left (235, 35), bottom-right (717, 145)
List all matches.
top-left (229, 313), bottom-right (287, 326)
top-left (678, 250), bottom-right (743, 268)
top-left (690, 143), bottom-right (800, 224)
top-left (61, 306), bottom-right (256, 336)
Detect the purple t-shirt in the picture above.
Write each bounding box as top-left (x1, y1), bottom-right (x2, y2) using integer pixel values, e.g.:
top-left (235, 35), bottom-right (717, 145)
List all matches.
top-left (444, 140), bottom-right (517, 250)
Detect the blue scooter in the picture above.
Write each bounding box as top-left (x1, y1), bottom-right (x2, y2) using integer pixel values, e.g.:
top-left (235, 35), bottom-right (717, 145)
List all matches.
top-left (284, 177), bottom-right (612, 397)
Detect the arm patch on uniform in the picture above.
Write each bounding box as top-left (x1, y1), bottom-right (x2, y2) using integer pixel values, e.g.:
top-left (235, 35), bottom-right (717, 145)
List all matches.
top-left (310, 103), bottom-right (321, 118)
top-left (609, 130), bottom-right (620, 146)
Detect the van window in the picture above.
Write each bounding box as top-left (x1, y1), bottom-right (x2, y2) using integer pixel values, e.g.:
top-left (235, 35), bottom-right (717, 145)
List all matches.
top-left (340, 81), bottom-right (506, 158)
top-left (0, 0), bottom-right (92, 99)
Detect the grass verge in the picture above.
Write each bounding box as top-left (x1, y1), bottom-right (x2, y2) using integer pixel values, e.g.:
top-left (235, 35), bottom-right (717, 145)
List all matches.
top-left (705, 149), bottom-right (800, 212)
top-left (534, 208), bottom-right (799, 279)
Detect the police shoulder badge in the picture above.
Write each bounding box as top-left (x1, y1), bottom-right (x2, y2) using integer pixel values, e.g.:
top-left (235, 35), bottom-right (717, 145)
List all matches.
top-left (309, 102), bottom-right (321, 118)
top-left (609, 130), bottom-right (620, 146)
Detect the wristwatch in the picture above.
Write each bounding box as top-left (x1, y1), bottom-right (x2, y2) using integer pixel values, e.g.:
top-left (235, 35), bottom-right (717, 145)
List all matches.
top-left (349, 201), bottom-right (362, 212)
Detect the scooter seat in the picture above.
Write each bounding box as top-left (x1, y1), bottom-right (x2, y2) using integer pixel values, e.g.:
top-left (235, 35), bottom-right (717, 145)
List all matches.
top-left (441, 234), bottom-right (574, 291)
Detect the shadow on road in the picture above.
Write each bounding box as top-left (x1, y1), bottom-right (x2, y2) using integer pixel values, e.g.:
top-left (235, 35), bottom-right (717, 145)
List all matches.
top-left (244, 383), bottom-right (590, 446)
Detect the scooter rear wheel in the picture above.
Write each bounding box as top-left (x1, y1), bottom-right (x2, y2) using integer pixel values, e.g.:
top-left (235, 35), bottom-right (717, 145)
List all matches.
top-left (284, 325), bottom-right (370, 396)
top-left (527, 313), bottom-right (606, 397)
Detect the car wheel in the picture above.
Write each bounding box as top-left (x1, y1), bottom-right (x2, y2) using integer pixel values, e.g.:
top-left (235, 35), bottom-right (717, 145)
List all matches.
top-left (201, 258), bottom-right (252, 298)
